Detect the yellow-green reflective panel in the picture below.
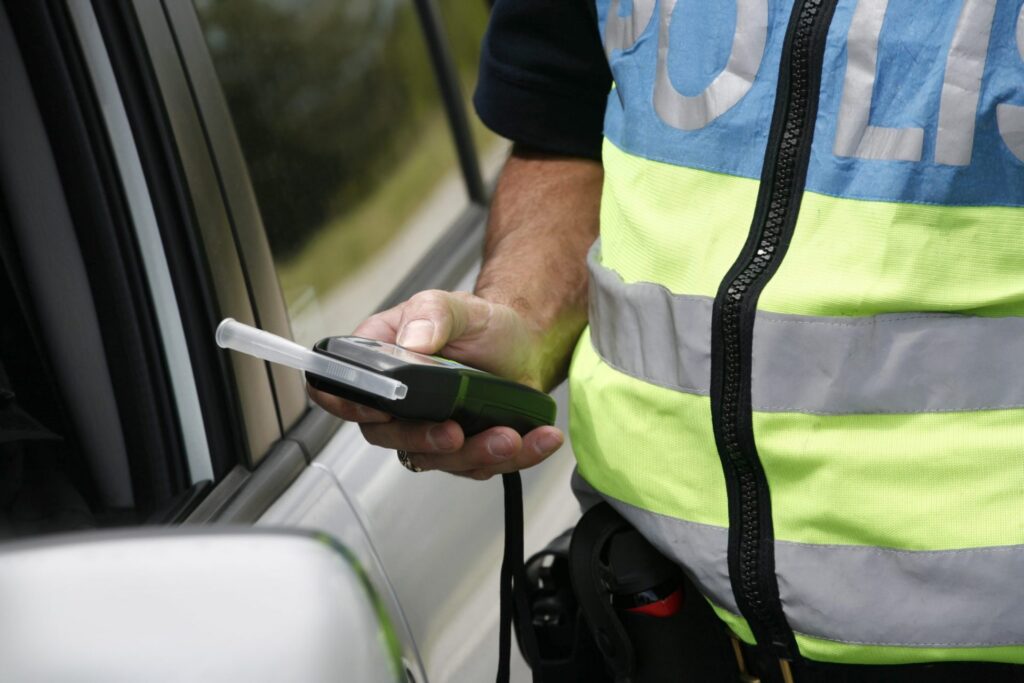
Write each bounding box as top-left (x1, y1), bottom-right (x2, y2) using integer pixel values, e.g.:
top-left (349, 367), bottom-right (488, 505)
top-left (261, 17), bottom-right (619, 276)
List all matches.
top-left (794, 634), bottom-right (1024, 666)
top-left (569, 331), bottom-right (728, 527)
top-left (599, 141), bottom-right (1024, 319)
top-left (598, 141), bottom-right (756, 297)
top-left (756, 408), bottom-right (1024, 550)
top-left (762, 191), bottom-right (1024, 318)
top-left (194, 0), bottom-right (469, 345)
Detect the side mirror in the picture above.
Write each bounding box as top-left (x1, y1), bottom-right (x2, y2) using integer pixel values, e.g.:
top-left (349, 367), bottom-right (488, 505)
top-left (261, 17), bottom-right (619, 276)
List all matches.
top-left (0, 529), bottom-right (403, 682)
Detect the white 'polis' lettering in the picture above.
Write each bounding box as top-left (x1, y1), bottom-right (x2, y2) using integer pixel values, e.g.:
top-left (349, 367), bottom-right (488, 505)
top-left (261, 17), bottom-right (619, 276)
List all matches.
top-left (935, 0), bottom-right (997, 165)
top-left (653, 0), bottom-right (769, 131)
top-left (606, 0), bottom-right (1024, 165)
top-left (833, 0), bottom-right (926, 161)
top-left (997, 5), bottom-right (1024, 162)
top-left (604, 0), bottom-right (656, 55)
top-left (835, 0), bottom-right (997, 165)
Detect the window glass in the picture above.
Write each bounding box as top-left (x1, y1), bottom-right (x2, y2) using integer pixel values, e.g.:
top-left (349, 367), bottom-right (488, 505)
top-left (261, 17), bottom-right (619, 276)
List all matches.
top-left (194, 0), bottom-right (470, 346)
top-left (436, 0), bottom-right (511, 181)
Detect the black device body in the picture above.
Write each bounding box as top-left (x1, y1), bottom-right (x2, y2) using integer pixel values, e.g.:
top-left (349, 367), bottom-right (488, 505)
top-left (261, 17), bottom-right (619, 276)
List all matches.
top-left (305, 336), bottom-right (556, 436)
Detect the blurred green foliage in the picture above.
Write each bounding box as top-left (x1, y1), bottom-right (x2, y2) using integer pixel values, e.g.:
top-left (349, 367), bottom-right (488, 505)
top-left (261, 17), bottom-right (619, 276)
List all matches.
top-left (194, 0), bottom-right (490, 261)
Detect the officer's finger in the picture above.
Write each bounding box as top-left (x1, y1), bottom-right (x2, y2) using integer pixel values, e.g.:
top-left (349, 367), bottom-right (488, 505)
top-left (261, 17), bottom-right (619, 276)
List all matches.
top-left (459, 426), bottom-right (565, 480)
top-left (393, 290), bottom-right (492, 354)
top-left (407, 425), bottom-right (564, 475)
top-left (405, 426), bottom-right (522, 473)
top-left (389, 290), bottom-right (458, 353)
top-left (360, 419), bottom-right (464, 454)
top-left (307, 385), bottom-right (393, 423)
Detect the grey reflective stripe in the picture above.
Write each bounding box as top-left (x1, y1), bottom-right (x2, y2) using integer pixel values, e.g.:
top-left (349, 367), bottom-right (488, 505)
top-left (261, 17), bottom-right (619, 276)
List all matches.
top-left (935, 0), bottom-right (997, 166)
top-left (608, 495), bottom-right (1024, 648)
top-left (753, 310), bottom-right (1024, 414)
top-left (588, 242), bottom-right (1024, 415)
top-left (833, 0), bottom-right (924, 161)
top-left (587, 245), bottom-right (711, 396)
top-left (653, 0), bottom-right (768, 131)
top-left (778, 541), bottom-right (1024, 647)
top-left (604, 0), bottom-right (656, 56)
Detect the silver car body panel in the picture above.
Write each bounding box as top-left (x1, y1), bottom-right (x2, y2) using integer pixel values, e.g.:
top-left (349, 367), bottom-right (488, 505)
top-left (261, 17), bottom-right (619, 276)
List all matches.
top-left (0, 531), bottom-right (401, 682)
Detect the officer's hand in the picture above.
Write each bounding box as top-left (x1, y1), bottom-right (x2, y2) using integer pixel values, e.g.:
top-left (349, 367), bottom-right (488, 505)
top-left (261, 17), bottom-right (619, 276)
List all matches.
top-left (307, 290), bottom-right (565, 480)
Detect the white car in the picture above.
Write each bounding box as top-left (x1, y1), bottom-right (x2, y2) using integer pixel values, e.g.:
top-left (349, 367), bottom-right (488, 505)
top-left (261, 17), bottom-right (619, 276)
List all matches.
top-left (0, 0), bottom-right (578, 680)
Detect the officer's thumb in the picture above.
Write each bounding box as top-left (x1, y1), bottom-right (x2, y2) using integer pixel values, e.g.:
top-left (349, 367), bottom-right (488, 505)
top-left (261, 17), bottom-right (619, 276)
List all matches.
top-left (395, 290), bottom-right (463, 354)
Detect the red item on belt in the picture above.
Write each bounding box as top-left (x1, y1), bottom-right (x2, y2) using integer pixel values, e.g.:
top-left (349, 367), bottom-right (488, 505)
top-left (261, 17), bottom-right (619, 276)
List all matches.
top-left (626, 588), bottom-right (683, 618)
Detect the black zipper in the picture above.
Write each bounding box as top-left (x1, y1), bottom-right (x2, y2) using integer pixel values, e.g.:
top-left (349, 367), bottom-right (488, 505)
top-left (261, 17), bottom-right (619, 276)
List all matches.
top-left (709, 0), bottom-right (839, 661)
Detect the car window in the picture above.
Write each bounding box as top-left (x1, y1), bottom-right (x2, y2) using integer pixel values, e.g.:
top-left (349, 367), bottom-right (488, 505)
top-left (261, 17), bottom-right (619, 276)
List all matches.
top-left (193, 0), bottom-right (475, 346)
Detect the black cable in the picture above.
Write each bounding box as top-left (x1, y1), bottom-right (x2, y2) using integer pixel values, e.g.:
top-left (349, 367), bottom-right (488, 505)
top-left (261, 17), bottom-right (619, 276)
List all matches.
top-left (497, 471), bottom-right (541, 682)
top-left (497, 473), bottom-right (516, 683)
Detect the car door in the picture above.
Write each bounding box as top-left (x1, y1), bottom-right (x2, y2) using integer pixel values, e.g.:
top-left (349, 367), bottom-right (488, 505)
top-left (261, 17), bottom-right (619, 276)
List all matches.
top-left (75, 1), bottom-right (582, 681)
top-left (2, 0), bottom-right (580, 679)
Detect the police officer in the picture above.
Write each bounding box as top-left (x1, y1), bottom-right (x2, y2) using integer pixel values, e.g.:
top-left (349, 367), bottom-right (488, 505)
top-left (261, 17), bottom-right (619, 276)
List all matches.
top-left (311, 0), bottom-right (1024, 680)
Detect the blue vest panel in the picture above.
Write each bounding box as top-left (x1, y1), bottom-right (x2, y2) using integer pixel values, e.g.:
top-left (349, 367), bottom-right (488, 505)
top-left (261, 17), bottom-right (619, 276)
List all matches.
top-left (598, 0), bottom-right (1024, 207)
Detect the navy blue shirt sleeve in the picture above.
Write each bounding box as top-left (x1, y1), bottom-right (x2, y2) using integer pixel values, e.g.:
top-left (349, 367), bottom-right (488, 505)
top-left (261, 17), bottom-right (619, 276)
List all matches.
top-left (473, 0), bottom-right (612, 160)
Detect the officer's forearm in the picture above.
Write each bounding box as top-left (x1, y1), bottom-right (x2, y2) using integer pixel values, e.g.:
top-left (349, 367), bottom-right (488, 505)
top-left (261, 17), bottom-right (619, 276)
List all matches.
top-left (474, 145), bottom-right (602, 391)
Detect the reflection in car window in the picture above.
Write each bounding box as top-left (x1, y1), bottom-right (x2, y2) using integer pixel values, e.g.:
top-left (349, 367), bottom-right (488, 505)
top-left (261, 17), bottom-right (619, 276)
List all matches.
top-left (435, 2), bottom-right (511, 181)
top-left (194, 0), bottom-right (488, 346)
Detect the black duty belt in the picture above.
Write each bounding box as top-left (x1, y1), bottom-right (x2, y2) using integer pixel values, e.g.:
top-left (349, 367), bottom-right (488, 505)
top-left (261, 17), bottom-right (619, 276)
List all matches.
top-left (524, 499), bottom-right (1024, 683)
top-left (734, 637), bottom-right (1024, 683)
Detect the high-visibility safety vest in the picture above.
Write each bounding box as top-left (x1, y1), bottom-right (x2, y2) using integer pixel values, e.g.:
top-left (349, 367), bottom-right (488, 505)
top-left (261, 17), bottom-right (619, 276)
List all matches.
top-left (569, 0), bottom-right (1024, 666)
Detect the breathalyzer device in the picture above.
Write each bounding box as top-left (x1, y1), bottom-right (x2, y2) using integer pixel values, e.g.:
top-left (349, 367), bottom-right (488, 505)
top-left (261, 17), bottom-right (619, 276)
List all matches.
top-left (215, 319), bottom-right (556, 436)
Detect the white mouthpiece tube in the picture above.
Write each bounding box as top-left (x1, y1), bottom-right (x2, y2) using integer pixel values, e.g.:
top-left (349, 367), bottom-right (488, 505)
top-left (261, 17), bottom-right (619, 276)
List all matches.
top-left (215, 318), bottom-right (407, 401)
